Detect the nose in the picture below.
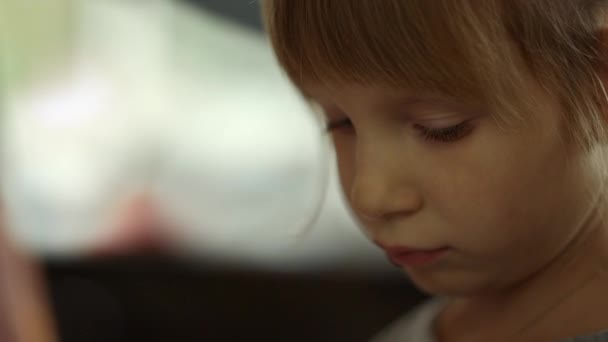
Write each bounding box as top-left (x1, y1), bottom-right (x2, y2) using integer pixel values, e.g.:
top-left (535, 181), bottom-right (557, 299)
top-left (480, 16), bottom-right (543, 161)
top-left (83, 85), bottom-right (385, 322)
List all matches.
top-left (349, 144), bottom-right (423, 223)
top-left (93, 193), bottom-right (169, 255)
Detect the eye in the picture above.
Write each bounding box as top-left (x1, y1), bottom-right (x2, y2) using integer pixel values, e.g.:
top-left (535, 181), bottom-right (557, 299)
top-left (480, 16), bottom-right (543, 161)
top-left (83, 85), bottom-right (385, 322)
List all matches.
top-left (414, 120), bottom-right (474, 143)
top-left (325, 118), bottom-right (352, 133)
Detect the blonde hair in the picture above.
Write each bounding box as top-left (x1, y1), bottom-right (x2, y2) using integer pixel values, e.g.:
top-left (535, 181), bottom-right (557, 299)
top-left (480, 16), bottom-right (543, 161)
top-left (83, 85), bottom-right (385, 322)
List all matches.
top-left (263, 0), bottom-right (608, 149)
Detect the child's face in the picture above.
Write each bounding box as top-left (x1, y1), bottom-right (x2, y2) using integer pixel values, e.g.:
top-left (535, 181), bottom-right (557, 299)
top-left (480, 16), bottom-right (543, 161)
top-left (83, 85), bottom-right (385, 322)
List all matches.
top-left (307, 81), bottom-right (602, 296)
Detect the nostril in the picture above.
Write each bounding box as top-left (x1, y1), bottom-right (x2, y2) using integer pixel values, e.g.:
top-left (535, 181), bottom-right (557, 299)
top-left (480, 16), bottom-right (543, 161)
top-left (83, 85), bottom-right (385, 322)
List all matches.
top-left (359, 212), bottom-right (385, 222)
top-left (350, 184), bottom-right (423, 224)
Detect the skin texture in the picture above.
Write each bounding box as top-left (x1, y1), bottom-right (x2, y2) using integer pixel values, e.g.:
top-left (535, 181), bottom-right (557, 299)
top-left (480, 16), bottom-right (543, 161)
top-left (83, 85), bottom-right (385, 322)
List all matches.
top-left (304, 80), bottom-right (608, 341)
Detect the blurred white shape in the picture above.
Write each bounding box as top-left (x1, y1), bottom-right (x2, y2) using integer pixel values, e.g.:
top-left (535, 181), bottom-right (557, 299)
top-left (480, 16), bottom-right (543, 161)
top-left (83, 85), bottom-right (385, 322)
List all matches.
top-left (28, 70), bottom-right (111, 129)
top-left (3, 63), bottom-right (144, 253)
top-left (155, 85), bottom-right (329, 256)
top-left (1, 1), bottom-right (168, 254)
top-left (151, 5), bottom-right (330, 258)
top-left (0, 0), bottom-right (390, 272)
top-left (151, 5), bottom-right (385, 270)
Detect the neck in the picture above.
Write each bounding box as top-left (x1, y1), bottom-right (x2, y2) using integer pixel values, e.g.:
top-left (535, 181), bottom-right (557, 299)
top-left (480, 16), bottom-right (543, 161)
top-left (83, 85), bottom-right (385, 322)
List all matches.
top-left (437, 208), bottom-right (608, 342)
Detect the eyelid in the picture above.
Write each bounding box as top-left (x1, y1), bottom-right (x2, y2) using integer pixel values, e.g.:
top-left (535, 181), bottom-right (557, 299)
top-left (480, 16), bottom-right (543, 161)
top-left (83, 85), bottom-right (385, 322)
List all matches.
top-left (325, 116), bottom-right (470, 132)
top-left (414, 119), bottom-right (475, 143)
top-left (414, 112), bottom-right (477, 128)
top-left (415, 119), bottom-right (472, 131)
top-left (412, 111), bottom-right (471, 126)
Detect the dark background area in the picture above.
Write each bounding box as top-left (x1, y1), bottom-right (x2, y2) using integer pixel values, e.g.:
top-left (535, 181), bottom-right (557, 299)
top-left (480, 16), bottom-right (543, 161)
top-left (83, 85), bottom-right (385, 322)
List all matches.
top-left (47, 257), bottom-right (426, 342)
top-left (44, 2), bottom-right (427, 341)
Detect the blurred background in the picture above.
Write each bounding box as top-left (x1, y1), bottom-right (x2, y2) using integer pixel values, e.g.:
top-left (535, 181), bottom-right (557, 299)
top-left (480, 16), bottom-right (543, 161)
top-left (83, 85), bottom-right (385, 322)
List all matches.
top-left (0, 1), bottom-right (426, 341)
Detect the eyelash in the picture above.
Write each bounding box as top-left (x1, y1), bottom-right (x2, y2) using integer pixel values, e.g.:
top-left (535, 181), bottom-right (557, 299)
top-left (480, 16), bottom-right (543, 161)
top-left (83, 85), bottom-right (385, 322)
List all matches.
top-left (325, 119), bottom-right (474, 143)
top-left (414, 120), bottom-right (474, 142)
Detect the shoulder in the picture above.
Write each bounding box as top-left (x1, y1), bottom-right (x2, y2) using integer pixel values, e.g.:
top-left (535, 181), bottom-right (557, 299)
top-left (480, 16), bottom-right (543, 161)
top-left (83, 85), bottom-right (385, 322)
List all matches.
top-left (371, 299), bottom-right (445, 342)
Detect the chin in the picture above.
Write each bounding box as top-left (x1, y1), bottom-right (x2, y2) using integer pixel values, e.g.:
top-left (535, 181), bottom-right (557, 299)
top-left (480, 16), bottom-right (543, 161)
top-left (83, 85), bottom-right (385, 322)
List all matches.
top-left (405, 268), bottom-right (493, 298)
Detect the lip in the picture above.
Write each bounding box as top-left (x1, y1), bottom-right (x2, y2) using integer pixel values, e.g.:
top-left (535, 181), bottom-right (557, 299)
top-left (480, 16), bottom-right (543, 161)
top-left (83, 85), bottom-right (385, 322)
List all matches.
top-left (376, 243), bottom-right (450, 268)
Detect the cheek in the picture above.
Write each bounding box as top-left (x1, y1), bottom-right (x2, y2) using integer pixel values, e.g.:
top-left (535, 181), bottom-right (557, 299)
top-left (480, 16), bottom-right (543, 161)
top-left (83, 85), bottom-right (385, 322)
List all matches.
top-left (333, 137), bottom-right (357, 201)
top-left (425, 132), bottom-right (590, 260)
top-left (336, 158), bottom-right (357, 216)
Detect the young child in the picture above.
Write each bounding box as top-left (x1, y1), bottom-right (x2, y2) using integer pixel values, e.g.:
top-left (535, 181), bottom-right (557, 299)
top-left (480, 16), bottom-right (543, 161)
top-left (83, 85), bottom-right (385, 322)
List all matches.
top-left (263, 1), bottom-right (608, 341)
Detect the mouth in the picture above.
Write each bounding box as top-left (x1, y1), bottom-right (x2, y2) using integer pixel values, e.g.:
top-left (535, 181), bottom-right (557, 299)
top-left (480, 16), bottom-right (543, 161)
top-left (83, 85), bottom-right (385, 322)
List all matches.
top-left (376, 242), bottom-right (451, 268)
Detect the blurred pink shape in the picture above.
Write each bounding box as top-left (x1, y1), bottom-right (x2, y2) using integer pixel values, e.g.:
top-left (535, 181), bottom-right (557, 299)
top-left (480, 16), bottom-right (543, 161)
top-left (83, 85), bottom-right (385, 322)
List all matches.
top-left (91, 193), bottom-right (172, 256)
